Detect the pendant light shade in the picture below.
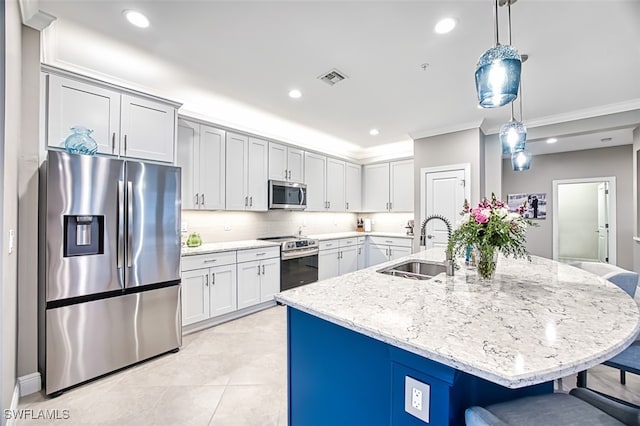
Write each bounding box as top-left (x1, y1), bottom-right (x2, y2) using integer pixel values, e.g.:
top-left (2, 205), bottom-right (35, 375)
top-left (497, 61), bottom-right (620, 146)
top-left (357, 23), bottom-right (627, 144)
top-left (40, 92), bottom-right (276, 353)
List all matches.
top-left (511, 149), bottom-right (532, 171)
top-left (475, 45), bottom-right (522, 108)
top-left (500, 118), bottom-right (527, 154)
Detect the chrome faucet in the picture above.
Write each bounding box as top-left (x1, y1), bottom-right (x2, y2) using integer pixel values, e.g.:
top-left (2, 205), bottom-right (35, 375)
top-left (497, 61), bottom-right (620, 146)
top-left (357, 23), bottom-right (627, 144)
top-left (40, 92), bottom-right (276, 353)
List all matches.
top-left (420, 214), bottom-right (454, 276)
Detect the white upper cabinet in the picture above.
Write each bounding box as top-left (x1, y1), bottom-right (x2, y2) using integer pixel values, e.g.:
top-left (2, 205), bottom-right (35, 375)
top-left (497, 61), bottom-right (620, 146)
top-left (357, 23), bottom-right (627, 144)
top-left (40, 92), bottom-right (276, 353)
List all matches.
top-left (363, 163), bottom-right (390, 212)
top-left (120, 94), bottom-right (176, 163)
top-left (45, 72), bottom-right (178, 163)
top-left (268, 142), bottom-right (304, 182)
top-left (363, 160), bottom-right (413, 212)
top-left (326, 158), bottom-right (346, 212)
top-left (389, 159), bottom-right (414, 212)
top-left (225, 133), bottom-right (268, 211)
top-left (177, 119), bottom-right (226, 210)
top-left (345, 162), bottom-right (362, 212)
top-left (304, 152), bottom-right (327, 212)
top-left (247, 137), bottom-right (268, 211)
top-left (47, 74), bottom-right (121, 155)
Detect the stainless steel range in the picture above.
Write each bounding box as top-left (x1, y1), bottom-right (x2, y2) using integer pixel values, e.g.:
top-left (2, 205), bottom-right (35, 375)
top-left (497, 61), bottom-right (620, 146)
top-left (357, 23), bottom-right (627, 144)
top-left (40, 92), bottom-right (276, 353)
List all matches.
top-left (259, 236), bottom-right (319, 291)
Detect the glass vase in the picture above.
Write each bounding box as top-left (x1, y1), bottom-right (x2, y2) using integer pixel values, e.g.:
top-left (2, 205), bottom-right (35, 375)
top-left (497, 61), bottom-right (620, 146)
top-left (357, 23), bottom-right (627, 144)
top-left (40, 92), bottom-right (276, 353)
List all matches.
top-left (64, 126), bottom-right (98, 155)
top-left (475, 247), bottom-right (498, 280)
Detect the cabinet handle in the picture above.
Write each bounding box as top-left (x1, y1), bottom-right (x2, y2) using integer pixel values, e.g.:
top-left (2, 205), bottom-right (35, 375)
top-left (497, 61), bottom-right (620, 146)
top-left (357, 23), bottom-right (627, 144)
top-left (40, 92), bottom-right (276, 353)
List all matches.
top-left (328, 201), bottom-right (331, 209)
top-left (111, 132), bottom-right (116, 154)
top-left (358, 247), bottom-right (361, 255)
top-left (389, 248), bottom-right (392, 257)
top-left (385, 240), bottom-right (393, 244)
top-left (201, 194), bottom-right (205, 206)
top-left (389, 202), bottom-right (392, 211)
top-left (288, 170), bottom-right (291, 180)
top-left (249, 196), bottom-right (253, 207)
top-left (205, 274), bottom-right (209, 287)
top-left (385, 248), bottom-right (389, 256)
top-left (257, 265), bottom-right (261, 275)
top-left (124, 135), bottom-right (128, 155)
top-left (203, 259), bottom-right (217, 263)
top-left (195, 193), bottom-right (199, 206)
top-left (346, 202), bottom-right (349, 210)
top-left (284, 169), bottom-right (288, 179)
top-left (262, 264), bottom-right (265, 275)
top-left (245, 196), bottom-right (248, 207)
top-left (256, 252), bottom-right (266, 256)
top-left (211, 272), bottom-right (215, 285)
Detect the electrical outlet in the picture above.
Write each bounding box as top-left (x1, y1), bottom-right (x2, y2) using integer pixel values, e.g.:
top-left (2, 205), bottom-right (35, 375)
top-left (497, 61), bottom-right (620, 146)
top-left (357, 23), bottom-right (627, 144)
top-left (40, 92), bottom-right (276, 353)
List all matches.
top-left (181, 222), bottom-right (188, 232)
top-left (412, 388), bottom-right (422, 411)
top-left (405, 376), bottom-right (430, 423)
top-left (224, 224), bottom-right (231, 231)
top-left (8, 229), bottom-right (15, 254)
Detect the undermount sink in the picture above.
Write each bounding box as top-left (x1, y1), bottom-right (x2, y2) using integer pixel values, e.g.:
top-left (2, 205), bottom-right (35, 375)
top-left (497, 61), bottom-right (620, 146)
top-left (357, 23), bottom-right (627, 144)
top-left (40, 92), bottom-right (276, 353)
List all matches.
top-left (377, 260), bottom-right (446, 281)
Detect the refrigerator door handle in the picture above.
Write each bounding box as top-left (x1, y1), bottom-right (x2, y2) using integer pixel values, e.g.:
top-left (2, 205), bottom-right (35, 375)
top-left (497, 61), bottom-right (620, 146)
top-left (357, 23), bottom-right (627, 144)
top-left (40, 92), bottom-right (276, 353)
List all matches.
top-left (127, 181), bottom-right (134, 268)
top-left (117, 180), bottom-right (125, 286)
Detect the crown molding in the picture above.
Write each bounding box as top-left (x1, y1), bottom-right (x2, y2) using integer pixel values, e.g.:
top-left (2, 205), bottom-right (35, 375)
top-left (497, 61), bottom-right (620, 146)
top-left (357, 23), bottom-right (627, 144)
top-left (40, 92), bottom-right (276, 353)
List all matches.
top-left (353, 140), bottom-right (414, 163)
top-left (409, 119), bottom-right (487, 141)
top-left (19, 0), bottom-right (56, 30)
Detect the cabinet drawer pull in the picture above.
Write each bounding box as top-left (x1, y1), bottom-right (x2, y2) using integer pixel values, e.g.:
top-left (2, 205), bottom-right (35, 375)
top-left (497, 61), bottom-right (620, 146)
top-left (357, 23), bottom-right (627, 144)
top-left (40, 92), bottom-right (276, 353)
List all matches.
top-left (203, 259), bottom-right (217, 263)
top-left (385, 240), bottom-right (393, 244)
top-left (256, 252), bottom-right (266, 256)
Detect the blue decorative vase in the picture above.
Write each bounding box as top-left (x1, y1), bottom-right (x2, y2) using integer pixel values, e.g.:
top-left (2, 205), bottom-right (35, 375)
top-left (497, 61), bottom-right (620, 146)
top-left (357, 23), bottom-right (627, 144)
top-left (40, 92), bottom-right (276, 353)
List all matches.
top-left (64, 126), bottom-right (98, 155)
top-left (475, 45), bottom-right (522, 108)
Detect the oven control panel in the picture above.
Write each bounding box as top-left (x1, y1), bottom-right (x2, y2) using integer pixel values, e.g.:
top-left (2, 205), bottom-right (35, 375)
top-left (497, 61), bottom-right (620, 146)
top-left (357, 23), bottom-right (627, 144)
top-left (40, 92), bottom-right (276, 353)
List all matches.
top-left (284, 239), bottom-right (317, 251)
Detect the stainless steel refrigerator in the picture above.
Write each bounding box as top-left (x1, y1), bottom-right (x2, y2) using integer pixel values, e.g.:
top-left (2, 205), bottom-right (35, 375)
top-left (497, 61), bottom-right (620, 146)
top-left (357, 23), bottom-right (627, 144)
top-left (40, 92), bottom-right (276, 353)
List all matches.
top-left (39, 150), bottom-right (182, 395)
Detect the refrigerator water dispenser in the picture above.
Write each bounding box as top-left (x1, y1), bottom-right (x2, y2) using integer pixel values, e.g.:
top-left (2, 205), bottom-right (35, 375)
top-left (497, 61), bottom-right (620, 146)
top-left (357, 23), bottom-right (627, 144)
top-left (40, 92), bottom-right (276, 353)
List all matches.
top-left (63, 215), bottom-right (104, 256)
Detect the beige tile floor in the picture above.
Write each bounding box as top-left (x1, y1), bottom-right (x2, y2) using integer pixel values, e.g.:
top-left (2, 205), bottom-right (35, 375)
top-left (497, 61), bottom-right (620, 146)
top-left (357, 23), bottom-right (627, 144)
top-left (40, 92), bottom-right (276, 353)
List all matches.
top-left (18, 304), bottom-right (640, 425)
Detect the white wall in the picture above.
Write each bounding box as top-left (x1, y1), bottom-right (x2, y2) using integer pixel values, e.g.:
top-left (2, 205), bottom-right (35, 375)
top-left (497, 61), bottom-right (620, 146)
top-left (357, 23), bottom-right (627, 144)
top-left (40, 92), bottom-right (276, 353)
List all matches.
top-left (557, 182), bottom-right (599, 261)
top-left (633, 127), bottom-right (640, 272)
top-left (2, 0), bottom-right (21, 415)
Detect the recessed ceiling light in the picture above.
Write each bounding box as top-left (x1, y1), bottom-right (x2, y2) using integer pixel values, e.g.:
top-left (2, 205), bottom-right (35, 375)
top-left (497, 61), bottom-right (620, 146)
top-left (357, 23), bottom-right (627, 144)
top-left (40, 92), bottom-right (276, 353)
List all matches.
top-left (369, 129), bottom-right (380, 136)
top-left (434, 18), bottom-right (457, 34)
top-left (123, 10), bottom-right (149, 28)
top-left (288, 89), bottom-right (302, 99)
top-left (546, 138), bottom-right (558, 144)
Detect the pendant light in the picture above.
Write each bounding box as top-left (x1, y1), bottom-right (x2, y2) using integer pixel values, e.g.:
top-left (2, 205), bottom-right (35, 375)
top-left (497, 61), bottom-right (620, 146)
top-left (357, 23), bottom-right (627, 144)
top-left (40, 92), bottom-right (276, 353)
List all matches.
top-left (499, 1), bottom-right (527, 154)
top-left (475, 0), bottom-right (522, 108)
top-left (511, 149), bottom-right (532, 171)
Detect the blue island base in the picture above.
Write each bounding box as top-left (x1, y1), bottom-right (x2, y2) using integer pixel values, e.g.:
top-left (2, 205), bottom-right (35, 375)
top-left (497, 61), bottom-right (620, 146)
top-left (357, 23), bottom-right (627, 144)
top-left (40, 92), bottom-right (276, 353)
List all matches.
top-left (287, 307), bottom-right (552, 426)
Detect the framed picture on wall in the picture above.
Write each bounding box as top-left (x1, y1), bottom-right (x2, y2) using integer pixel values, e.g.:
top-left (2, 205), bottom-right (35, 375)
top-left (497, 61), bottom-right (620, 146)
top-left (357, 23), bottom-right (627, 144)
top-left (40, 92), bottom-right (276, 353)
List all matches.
top-left (507, 193), bottom-right (547, 220)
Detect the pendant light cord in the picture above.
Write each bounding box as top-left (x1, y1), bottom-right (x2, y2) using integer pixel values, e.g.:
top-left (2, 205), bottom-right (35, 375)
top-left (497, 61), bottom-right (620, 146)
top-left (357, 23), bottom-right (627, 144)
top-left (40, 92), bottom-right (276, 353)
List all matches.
top-left (493, 0), bottom-right (499, 47)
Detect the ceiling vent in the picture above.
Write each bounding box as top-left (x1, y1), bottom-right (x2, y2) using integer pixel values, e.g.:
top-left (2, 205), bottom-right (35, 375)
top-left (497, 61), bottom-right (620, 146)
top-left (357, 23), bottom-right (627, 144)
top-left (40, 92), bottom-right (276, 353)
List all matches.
top-left (318, 69), bottom-right (348, 86)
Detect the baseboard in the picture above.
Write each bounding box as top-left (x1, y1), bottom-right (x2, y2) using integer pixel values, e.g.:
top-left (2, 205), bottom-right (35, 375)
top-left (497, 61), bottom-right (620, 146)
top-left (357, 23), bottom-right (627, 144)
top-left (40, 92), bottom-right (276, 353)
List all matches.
top-left (6, 383), bottom-right (20, 426)
top-left (17, 372), bottom-right (41, 396)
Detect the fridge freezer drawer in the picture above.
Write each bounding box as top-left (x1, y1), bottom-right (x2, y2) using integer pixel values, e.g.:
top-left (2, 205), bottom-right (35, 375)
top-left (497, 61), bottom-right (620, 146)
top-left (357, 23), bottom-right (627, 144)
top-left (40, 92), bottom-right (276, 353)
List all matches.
top-left (45, 285), bottom-right (181, 394)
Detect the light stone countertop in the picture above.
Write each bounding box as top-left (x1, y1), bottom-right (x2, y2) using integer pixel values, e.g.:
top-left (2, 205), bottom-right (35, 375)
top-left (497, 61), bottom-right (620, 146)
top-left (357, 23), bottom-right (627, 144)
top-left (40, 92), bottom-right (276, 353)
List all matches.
top-left (275, 249), bottom-right (640, 389)
top-left (307, 231), bottom-right (414, 240)
top-left (181, 240), bottom-right (280, 256)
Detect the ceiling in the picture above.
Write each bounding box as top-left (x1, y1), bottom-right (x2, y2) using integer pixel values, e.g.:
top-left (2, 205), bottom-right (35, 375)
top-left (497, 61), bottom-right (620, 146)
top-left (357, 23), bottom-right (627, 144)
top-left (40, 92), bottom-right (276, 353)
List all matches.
top-left (38, 0), bottom-right (640, 159)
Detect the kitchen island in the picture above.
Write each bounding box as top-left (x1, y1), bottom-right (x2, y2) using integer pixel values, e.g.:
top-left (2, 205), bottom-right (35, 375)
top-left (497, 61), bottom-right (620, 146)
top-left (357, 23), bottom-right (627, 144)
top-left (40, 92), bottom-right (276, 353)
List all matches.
top-left (275, 249), bottom-right (640, 425)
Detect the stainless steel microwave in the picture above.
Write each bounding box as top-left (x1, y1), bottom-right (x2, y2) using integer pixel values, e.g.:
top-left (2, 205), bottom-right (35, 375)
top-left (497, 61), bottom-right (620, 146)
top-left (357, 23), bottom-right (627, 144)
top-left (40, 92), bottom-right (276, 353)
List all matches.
top-left (269, 180), bottom-right (307, 210)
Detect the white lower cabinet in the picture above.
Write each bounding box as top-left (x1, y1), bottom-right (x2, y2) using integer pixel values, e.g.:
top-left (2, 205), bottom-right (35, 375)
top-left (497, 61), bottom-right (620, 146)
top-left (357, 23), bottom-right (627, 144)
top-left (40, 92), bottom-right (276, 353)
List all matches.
top-left (356, 243), bottom-right (366, 270)
top-left (237, 257), bottom-right (280, 309)
top-left (366, 236), bottom-right (413, 267)
top-left (318, 238), bottom-right (359, 280)
top-left (182, 262), bottom-right (237, 327)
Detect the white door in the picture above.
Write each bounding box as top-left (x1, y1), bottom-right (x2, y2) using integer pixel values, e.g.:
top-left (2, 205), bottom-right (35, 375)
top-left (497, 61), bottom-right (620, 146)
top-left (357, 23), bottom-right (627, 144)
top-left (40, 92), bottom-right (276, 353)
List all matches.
top-left (209, 264), bottom-right (237, 317)
top-left (424, 169), bottom-right (467, 249)
top-left (368, 243), bottom-right (389, 267)
top-left (390, 160), bottom-right (414, 212)
top-left (237, 260), bottom-right (261, 309)
top-left (339, 246), bottom-right (358, 275)
top-left (260, 258), bottom-right (281, 302)
top-left (176, 120), bottom-right (198, 209)
top-left (120, 94), bottom-right (176, 163)
top-left (597, 182), bottom-right (609, 263)
top-left (247, 137), bottom-right (268, 211)
top-left (181, 269), bottom-right (209, 326)
top-left (363, 163), bottom-right (390, 212)
top-left (304, 152), bottom-right (327, 211)
top-left (318, 248), bottom-right (340, 280)
top-left (345, 163), bottom-right (362, 212)
top-left (226, 132), bottom-right (248, 210)
top-left (268, 142), bottom-right (287, 181)
top-left (326, 158), bottom-right (346, 212)
top-left (199, 125), bottom-right (226, 210)
top-left (389, 246), bottom-right (412, 261)
top-left (287, 147), bottom-right (305, 182)
top-left (47, 74), bottom-right (121, 155)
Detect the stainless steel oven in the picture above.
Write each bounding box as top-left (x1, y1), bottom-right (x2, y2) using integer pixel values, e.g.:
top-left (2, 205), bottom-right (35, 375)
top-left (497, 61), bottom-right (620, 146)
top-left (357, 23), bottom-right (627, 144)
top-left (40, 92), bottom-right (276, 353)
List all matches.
top-left (259, 236), bottom-right (318, 291)
top-left (269, 180), bottom-right (307, 210)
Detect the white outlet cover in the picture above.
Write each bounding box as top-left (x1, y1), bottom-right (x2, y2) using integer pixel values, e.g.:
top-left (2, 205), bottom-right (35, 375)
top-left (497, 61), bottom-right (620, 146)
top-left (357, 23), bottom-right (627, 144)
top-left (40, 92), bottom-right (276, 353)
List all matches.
top-left (181, 222), bottom-right (188, 232)
top-left (405, 376), bottom-right (430, 423)
top-left (224, 224), bottom-right (231, 231)
top-left (8, 229), bottom-right (15, 254)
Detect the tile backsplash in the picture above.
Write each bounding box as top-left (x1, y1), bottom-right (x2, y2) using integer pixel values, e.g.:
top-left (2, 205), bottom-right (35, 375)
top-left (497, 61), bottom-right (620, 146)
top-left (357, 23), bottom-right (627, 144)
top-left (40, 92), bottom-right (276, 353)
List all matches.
top-left (181, 210), bottom-right (413, 243)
